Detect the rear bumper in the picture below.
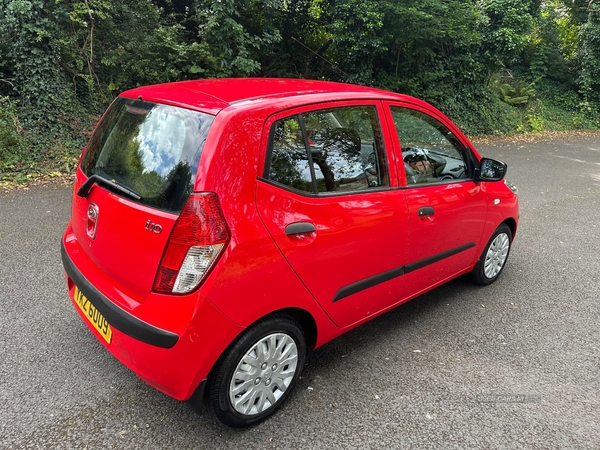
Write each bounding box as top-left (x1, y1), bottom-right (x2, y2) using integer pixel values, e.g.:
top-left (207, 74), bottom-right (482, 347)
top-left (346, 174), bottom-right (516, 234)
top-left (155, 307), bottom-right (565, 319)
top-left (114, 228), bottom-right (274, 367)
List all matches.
top-left (61, 242), bottom-right (179, 348)
top-left (60, 224), bottom-right (244, 400)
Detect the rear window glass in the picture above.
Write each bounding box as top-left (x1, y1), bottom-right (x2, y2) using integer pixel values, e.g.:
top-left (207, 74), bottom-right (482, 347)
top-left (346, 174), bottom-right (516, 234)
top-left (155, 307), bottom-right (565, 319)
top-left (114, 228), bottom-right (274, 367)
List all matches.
top-left (81, 98), bottom-right (214, 212)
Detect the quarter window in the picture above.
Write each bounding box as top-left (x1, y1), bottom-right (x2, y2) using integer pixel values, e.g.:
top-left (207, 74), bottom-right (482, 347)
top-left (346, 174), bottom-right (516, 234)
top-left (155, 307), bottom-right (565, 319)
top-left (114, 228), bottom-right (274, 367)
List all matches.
top-left (390, 107), bottom-right (470, 185)
top-left (269, 116), bottom-right (314, 193)
top-left (267, 106), bottom-right (388, 194)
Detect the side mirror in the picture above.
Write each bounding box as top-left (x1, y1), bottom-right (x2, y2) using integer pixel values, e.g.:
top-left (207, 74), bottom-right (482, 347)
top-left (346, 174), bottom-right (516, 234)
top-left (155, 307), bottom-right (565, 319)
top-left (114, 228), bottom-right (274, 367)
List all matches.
top-left (476, 158), bottom-right (507, 182)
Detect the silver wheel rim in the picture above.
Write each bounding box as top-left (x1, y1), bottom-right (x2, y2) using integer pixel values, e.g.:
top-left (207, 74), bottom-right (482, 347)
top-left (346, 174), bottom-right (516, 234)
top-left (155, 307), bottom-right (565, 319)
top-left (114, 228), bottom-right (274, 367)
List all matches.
top-left (484, 232), bottom-right (510, 279)
top-left (229, 333), bottom-right (298, 416)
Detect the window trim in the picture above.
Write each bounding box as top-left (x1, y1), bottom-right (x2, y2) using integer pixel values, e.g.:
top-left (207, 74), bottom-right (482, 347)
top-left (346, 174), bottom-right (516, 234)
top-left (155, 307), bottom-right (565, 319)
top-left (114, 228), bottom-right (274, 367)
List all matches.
top-left (384, 102), bottom-right (478, 188)
top-left (298, 114), bottom-right (319, 194)
top-left (262, 102), bottom-right (392, 197)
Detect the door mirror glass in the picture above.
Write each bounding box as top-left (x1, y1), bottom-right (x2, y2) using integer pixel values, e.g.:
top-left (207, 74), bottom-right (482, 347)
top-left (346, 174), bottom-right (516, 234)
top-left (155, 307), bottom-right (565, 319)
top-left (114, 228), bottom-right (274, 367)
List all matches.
top-left (478, 158), bottom-right (507, 181)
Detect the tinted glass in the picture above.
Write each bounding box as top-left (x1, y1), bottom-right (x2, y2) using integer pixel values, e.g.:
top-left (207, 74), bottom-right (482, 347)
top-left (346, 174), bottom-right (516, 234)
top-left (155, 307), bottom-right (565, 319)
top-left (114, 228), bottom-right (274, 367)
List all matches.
top-left (390, 107), bottom-right (470, 185)
top-left (81, 98), bottom-right (214, 212)
top-left (268, 106), bottom-right (388, 194)
top-left (269, 116), bottom-right (314, 193)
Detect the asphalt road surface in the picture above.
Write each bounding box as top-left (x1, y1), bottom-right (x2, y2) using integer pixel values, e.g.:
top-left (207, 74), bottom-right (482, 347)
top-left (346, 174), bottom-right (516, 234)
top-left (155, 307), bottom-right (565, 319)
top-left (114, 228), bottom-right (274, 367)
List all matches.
top-left (1, 134), bottom-right (599, 449)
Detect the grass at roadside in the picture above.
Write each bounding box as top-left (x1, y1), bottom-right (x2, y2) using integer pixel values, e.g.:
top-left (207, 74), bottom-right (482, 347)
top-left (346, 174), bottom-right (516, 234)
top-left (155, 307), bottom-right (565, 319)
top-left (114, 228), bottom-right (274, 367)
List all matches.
top-left (0, 147), bottom-right (80, 190)
top-left (470, 129), bottom-right (600, 146)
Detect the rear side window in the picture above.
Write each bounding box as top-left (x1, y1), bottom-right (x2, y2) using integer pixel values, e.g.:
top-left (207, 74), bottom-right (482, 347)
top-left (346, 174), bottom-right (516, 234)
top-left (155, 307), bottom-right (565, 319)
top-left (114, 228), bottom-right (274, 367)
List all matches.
top-left (266, 106), bottom-right (388, 194)
top-left (81, 98), bottom-right (214, 212)
top-left (269, 117), bottom-right (315, 193)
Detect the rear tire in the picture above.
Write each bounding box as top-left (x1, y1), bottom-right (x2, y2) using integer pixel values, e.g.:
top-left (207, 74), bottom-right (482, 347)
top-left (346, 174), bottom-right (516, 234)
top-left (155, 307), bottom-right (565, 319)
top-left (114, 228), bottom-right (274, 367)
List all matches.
top-left (205, 315), bottom-right (306, 428)
top-left (471, 224), bottom-right (512, 285)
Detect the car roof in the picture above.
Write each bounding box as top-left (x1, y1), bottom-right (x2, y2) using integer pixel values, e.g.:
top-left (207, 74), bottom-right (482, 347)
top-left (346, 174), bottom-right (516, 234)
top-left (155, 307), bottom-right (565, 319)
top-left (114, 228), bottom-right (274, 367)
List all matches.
top-left (121, 78), bottom-right (410, 114)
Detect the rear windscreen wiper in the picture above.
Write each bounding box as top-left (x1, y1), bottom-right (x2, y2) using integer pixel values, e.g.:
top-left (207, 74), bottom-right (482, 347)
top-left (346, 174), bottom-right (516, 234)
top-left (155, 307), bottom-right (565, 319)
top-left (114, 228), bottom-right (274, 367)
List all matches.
top-left (77, 174), bottom-right (142, 201)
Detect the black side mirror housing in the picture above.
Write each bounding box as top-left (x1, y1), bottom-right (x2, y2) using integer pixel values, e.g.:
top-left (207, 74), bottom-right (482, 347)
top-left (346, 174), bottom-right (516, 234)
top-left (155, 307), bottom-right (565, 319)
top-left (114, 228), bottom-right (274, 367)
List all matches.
top-left (475, 158), bottom-right (507, 182)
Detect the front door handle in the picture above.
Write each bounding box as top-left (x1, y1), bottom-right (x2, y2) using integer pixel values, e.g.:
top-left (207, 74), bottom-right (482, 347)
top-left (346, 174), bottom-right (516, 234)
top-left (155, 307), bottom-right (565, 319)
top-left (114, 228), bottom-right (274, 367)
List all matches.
top-left (418, 206), bottom-right (435, 217)
top-left (285, 222), bottom-right (316, 236)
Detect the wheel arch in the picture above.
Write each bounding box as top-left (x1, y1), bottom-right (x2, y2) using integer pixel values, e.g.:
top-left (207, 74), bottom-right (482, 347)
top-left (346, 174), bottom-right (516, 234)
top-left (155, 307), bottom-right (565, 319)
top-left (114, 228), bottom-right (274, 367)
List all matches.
top-left (192, 307), bottom-right (315, 425)
top-left (276, 307), bottom-right (318, 350)
top-left (503, 217), bottom-right (517, 240)
top-left (188, 306), bottom-right (318, 409)
top-left (231, 307), bottom-right (319, 351)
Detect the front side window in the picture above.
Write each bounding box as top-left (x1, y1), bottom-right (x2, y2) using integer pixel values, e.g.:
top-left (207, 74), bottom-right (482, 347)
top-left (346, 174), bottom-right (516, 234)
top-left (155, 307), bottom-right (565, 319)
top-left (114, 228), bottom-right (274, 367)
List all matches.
top-left (267, 106), bottom-right (388, 194)
top-left (81, 98), bottom-right (214, 212)
top-left (390, 107), bottom-right (470, 185)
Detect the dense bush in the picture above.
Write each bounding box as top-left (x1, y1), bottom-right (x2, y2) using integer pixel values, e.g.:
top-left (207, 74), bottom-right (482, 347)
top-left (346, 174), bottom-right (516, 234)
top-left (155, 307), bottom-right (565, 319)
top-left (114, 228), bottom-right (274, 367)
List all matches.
top-left (0, 0), bottom-right (599, 181)
top-left (0, 96), bottom-right (24, 168)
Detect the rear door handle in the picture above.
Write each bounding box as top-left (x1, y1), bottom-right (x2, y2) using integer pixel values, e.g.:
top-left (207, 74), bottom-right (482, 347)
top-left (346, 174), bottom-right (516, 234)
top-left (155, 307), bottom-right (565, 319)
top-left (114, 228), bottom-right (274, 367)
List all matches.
top-left (418, 206), bottom-right (435, 217)
top-left (285, 222), bottom-right (316, 236)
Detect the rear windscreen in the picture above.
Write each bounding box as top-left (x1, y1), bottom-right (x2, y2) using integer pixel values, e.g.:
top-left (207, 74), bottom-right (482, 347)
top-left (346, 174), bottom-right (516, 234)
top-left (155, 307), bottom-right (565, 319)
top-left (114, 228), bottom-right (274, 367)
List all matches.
top-left (81, 98), bottom-right (214, 213)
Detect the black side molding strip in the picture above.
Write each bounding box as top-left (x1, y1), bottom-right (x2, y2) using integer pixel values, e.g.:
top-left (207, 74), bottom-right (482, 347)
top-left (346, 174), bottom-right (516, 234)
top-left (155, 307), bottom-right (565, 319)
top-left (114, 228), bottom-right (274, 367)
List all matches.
top-left (333, 266), bottom-right (405, 303)
top-left (405, 242), bottom-right (476, 274)
top-left (332, 242), bottom-right (476, 303)
top-left (61, 243), bottom-right (179, 349)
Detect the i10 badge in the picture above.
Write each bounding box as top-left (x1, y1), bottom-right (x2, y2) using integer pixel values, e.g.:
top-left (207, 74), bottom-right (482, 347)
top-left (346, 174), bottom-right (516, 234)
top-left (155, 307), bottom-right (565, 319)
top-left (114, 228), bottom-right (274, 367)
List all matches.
top-left (145, 220), bottom-right (162, 234)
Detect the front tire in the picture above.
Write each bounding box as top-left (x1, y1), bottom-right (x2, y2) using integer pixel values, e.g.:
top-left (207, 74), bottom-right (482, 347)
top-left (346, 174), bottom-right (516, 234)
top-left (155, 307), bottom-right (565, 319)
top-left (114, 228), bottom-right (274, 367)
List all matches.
top-left (205, 315), bottom-right (306, 428)
top-left (471, 223), bottom-right (512, 285)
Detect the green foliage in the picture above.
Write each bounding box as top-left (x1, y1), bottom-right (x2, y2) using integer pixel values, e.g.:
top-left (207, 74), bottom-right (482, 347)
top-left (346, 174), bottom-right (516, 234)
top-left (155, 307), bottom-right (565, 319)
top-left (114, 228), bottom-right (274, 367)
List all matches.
top-left (351, 0), bottom-right (487, 91)
top-left (1, 0), bottom-right (75, 125)
top-left (1, 0), bottom-right (600, 184)
top-left (553, 3), bottom-right (579, 60)
top-left (435, 86), bottom-right (522, 136)
top-left (478, 0), bottom-right (537, 67)
top-left (577, 2), bottom-right (600, 105)
top-left (524, 2), bottom-right (572, 83)
top-left (490, 74), bottom-right (536, 106)
top-left (0, 96), bottom-right (25, 167)
top-left (328, 0), bottom-right (386, 83)
top-left (193, 0), bottom-right (282, 77)
top-left (524, 105), bottom-right (545, 132)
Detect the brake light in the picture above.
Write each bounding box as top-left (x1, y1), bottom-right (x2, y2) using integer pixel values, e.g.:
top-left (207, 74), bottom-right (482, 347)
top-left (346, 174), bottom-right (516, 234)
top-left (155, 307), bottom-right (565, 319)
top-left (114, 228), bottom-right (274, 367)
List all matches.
top-left (152, 193), bottom-right (230, 294)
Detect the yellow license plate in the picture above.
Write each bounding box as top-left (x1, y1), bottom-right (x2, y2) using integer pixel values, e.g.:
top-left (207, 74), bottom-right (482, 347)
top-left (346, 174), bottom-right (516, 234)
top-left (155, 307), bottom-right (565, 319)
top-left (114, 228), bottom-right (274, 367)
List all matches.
top-left (74, 286), bottom-right (113, 344)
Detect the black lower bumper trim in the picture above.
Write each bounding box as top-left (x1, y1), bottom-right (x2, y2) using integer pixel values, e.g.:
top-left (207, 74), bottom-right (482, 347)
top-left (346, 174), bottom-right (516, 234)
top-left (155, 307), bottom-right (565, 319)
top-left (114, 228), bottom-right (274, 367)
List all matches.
top-left (61, 242), bottom-right (179, 349)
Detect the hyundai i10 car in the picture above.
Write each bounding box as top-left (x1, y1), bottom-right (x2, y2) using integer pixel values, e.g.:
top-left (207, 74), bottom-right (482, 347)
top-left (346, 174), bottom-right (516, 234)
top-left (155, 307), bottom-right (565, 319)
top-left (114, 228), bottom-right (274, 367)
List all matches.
top-left (61, 78), bottom-right (519, 428)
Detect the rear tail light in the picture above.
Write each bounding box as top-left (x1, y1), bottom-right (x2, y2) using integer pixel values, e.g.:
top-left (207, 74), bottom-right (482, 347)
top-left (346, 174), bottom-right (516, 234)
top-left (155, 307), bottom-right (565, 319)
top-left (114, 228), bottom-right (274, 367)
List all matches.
top-left (152, 193), bottom-right (230, 294)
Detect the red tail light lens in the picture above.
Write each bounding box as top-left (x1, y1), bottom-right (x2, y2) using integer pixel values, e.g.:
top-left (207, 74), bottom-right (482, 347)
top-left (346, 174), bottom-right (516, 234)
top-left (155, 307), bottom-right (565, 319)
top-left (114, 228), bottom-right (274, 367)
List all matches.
top-left (152, 193), bottom-right (230, 294)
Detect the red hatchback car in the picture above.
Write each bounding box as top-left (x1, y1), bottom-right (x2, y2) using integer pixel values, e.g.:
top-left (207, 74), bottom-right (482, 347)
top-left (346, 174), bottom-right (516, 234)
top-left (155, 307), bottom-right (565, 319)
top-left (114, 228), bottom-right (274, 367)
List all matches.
top-left (61, 78), bottom-right (518, 427)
